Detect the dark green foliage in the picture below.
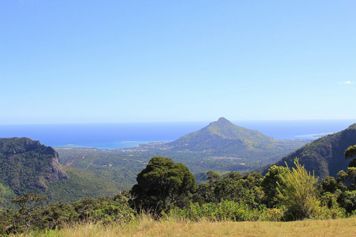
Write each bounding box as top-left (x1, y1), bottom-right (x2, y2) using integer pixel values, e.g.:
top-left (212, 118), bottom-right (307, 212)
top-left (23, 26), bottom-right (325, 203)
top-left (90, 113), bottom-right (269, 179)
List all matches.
top-left (337, 167), bottom-right (356, 191)
top-left (262, 165), bottom-right (289, 208)
top-left (0, 138), bottom-right (67, 195)
top-left (11, 193), bottom-right (47, 212)
top-left (320, 176), bottom-right (338, 193)
top-left (272, 124), bottom-right (356, 178)
top-left (1, 194), bottom-right (135, 234)
top-left (193, 171), bottom-right (264, 209)
top-left (345, 145), bottom-right (356, 170)
top-left (131, 157), bottom-right (196, 215)
top-left (345, 145), bottom-right (356, 159)
top-left (70, 194), bottom-right (135, 224)
top-left (338, 191), bottom-right (356, 213)
top-left (320, 192), bottom-right (340, 209)
top-left (206, 170), bottom-right (220, 182)
top-left (348, 159), bottom-right (356, 168)
top-left (317, 153), bottom-right (356, 215)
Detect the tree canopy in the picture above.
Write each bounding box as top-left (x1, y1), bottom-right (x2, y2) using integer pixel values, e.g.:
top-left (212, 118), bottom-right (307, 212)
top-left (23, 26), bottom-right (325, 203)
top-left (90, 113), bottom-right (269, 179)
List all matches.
top-left (130, 157), bottom-right (196, 215)
top-left (345, 145), bottom-right (356, 159)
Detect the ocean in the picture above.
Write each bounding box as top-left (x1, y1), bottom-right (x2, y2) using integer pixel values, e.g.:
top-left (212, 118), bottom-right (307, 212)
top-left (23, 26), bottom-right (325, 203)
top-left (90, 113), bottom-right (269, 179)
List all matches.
top-left (0, 120), bottom-right (354, 149)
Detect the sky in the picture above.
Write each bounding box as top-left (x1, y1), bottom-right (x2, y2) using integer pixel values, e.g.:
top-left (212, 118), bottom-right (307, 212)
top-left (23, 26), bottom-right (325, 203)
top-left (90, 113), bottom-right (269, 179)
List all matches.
top-left (0, 0), bottom-right (356, 124)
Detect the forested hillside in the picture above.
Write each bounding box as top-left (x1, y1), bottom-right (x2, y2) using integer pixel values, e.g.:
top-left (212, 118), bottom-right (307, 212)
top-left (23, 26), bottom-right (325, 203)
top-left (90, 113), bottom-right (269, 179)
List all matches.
top-left (0, 138), bottom-right (119, 204)
top-left (0, 138), bottom-right (67, 194)
top-left (273, 124), bottom-right (356, 177)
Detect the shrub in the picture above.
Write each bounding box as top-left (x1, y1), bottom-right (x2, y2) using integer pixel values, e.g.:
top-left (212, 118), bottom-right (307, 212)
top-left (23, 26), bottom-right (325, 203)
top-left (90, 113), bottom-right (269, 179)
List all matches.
top-left (277, 160), bottom-right (322, 220)
top-left (72, 195), bottom-right (135, 224)
top-left (1, 194), bottom-right (135, 235)
top-left (258, 208), bottom-right (284, 221)
top-left (338, 190), bottom-right (356, 214)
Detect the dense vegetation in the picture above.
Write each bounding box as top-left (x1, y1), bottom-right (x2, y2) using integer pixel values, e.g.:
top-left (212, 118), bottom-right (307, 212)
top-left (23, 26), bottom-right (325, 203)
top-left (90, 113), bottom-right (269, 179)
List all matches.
top-left (0, 138), bottom-right (67, 194)
top-left (1, 146), bottom-right (355, 235)
top-left (0, 138), bottom-right (121, 205)
top-left (56, 118), bottom-right (306, 190)
top-left (274, 123), bottom-right (356, 177)
top-left (0, 194), bottom-right (134, 234)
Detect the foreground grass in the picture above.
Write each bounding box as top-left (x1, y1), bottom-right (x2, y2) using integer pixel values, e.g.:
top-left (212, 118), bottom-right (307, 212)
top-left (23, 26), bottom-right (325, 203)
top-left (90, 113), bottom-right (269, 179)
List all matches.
top-left (16, 216), bottom-right (356, 237)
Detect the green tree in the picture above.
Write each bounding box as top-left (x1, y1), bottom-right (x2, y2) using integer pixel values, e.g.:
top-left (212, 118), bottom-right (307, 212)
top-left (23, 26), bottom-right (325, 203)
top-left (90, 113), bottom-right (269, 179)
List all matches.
top-left (320, 176), bottom-right (338, 194)
top-left (338, 190), bottom-right (356, 213)
top-left (277, 160), bottom-right (321, 220)
top-left (336, 146), bottom-right (356, 191)
top-left (261, 165), bottom-right (289, 208)
top-left (130, 157), bottom-right (196, 215)
top-left (194, 172), bottom-right (264, 208)
top-left (345, 145), bottom-right (356, 159)
top-left (345, 145), bottom-right (356, 168)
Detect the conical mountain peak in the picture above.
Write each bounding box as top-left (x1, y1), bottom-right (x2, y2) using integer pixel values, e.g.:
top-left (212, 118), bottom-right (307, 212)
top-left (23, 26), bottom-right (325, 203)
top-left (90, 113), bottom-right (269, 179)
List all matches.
top-left (208, 117), bottom-right (235, 128)
top-left (217, 117), bottom-right (231, 123)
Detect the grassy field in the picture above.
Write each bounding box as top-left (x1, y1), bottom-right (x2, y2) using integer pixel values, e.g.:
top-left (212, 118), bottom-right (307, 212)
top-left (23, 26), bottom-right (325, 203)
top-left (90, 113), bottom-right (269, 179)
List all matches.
top-left (15, 216), bottom-right (356, 237)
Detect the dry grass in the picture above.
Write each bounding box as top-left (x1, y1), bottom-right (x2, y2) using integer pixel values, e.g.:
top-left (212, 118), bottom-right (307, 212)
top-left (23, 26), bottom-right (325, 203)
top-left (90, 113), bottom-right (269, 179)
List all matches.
top-left (17, 216), bottom-right (356, 237)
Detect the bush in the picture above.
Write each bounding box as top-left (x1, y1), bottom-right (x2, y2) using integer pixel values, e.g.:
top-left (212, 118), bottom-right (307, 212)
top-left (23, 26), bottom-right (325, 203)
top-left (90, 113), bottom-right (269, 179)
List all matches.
top-left (72, 195), bottom-right (135, 224)
top-left (258, 208), bottom-right (284, 221)
top-left (338, 190), bottom-right (356, 214)
top-left (277, 160), bottom-right (322, 220)
top-left (1, 194), bottom-right (135, 235)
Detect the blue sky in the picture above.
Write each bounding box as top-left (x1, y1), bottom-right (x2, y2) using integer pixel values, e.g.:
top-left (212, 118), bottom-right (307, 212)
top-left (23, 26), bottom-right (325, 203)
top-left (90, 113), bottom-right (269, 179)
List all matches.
top-left (1, 0), bottom-right (355, 124)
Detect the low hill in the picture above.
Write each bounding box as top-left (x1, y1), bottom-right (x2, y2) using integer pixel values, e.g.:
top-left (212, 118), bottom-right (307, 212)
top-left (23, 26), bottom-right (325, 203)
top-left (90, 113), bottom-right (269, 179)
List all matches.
top-left (273, 123), bottom-right (356, 178)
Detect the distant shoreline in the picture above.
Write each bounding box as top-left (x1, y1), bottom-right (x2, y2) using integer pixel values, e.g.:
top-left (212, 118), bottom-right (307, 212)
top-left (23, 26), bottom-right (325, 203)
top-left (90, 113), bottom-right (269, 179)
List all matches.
top-left (0, 120), bottom-right (354, 149)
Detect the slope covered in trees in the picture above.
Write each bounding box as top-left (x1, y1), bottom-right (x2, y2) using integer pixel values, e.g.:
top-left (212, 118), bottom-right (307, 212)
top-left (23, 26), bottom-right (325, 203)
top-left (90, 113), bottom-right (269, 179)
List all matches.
top-left (0, 138), bottom-right (119, 204)
top-left (0, 138), bottom-right (67, 194)
top-left (273, 124), bottom-right (356, 178)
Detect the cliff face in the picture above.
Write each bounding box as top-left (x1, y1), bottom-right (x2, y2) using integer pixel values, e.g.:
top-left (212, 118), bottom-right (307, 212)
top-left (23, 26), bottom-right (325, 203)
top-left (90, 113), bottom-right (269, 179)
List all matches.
top-left (0, 138), bottom-right (67, 194)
